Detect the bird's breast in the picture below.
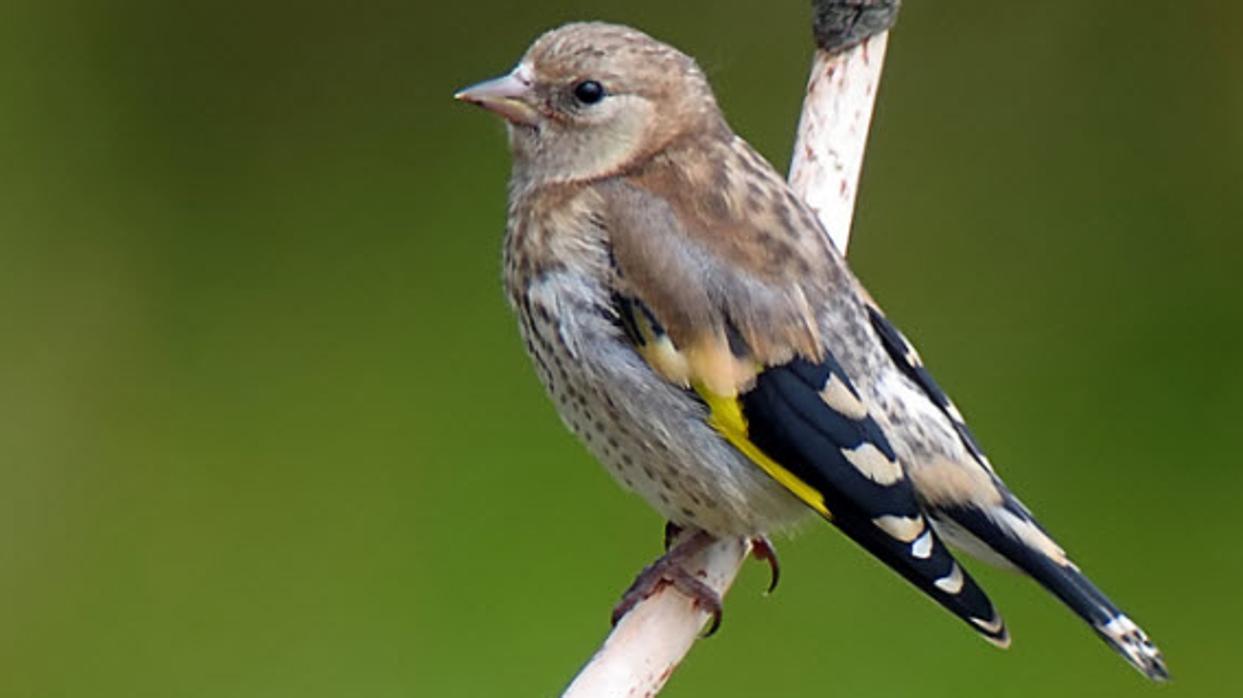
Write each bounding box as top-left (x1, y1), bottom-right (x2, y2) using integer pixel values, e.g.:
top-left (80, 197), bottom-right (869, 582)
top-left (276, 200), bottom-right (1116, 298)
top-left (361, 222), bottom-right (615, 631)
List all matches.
top-left (502, 232), bottom-right (809, 536)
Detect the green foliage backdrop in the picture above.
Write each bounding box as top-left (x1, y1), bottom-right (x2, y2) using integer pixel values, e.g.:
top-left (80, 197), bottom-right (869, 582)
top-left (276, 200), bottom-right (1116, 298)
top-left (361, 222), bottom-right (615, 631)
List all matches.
top-left (2, 1), bottom-right (1240, 695)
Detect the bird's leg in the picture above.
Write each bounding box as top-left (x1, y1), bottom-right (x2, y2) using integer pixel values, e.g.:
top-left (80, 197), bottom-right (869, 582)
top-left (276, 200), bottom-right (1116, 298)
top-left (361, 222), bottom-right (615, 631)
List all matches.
top-left (749, 536), bottom-right (781, 594)
top-left (611, 528), bottom-right (724, 635)
top-left (663, 521), bottom-right (684, 550)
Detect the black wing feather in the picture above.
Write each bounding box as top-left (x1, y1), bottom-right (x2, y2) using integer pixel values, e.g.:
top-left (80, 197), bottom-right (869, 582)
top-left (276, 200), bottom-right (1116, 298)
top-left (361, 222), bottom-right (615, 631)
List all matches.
top-left (867, 306), bottom-right (990, 465)
top-left (866, 307), bottom-right (1168, 678)
top-left (740, 356), bottom-right (1008, 645)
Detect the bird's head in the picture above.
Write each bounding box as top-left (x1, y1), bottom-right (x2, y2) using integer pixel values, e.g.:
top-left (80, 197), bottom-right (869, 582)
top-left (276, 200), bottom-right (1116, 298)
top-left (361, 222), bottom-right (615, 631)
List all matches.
top-left (455, 22), bottom-right (727, 185)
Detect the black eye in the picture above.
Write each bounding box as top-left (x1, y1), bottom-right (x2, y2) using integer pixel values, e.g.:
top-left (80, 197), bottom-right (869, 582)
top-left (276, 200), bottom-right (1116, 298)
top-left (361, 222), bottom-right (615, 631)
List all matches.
top-left (573, 80), bottom-right (605, 105)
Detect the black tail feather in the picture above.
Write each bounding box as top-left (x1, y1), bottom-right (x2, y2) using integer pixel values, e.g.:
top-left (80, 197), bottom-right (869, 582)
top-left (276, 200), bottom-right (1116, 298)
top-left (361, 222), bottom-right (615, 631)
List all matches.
top-left (943, 504), bottom-right (1168, 680)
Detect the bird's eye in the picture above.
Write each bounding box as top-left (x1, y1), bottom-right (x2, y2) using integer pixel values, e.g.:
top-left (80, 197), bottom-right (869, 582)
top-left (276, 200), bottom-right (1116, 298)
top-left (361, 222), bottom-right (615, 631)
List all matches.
top-left (573, 80), bottom-right (606, 105)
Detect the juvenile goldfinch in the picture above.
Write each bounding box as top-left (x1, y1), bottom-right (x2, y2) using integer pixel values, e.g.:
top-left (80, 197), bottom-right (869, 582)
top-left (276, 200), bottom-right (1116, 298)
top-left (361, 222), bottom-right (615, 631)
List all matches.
top-left (456, 22), bottom-right (1168, 680)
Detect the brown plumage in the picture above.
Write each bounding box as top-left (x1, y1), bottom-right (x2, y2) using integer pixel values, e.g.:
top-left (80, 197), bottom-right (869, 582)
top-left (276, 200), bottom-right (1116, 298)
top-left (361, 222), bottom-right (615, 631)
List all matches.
top-left (456, 21), bottom-right (1167, 680)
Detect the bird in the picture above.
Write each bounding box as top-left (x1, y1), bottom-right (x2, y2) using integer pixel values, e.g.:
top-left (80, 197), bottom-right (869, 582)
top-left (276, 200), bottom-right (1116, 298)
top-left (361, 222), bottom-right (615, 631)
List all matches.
top-left (454, 21), bottom-right (1168, 681)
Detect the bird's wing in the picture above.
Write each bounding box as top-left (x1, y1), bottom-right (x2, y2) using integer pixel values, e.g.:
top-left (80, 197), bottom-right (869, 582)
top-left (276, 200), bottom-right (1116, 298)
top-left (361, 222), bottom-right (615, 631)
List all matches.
top-left (865, 306), bottom-right (1168, 679)
top-left (864, 303), bottom-right (1082, 579)
top-left (864, 304), bottom-right (1087, 575)
top-left (601, 164), bottom-right (1009, 647)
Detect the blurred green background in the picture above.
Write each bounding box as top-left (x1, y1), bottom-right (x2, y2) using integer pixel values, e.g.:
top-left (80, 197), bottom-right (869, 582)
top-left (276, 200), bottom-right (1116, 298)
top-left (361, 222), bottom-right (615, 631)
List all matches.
top-left (2, 1), bottom-right (1240, 696)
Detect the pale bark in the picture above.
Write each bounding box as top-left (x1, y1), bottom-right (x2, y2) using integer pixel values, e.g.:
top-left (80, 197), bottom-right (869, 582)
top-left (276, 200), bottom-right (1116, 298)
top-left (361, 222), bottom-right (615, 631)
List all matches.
top-left (788, 35), bottom-right (889, 255)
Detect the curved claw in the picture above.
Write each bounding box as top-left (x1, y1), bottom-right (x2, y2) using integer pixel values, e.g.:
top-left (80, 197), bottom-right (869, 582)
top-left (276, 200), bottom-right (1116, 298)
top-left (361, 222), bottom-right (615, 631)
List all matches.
top-left (750, 536), bottom-right (781, 594)
top-left (696, 589), bottom-right (724, 637)
top-left (611, 528), bottom-right (725, 636)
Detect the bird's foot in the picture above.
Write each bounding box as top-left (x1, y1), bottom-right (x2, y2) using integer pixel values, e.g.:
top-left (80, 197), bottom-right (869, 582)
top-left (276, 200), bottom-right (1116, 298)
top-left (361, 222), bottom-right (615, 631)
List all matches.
top-left (611, 528), bottom-right (724, 635)
top-left (749, 536), bottom-right (780, 594)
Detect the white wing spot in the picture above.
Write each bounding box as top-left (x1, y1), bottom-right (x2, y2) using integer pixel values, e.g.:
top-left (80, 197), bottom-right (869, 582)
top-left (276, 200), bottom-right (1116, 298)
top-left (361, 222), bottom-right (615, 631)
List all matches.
top-left (842, 443), bottom-right (903, 485)
top-left (820, 374), bottom-right (868, 420)
top-left (945, 402), bottom-right (965, 423)
top-left (873, 515), bottom-right (925, 542)
top-left (970, 614), bottom-right (1004, 634)
top-left (934, 563), bottom-right (964, 594)
top-left (981, 628), bottom-right (1012, 649)
top-left (903, 346), bottom-right (923, 367)
top-left (911, 530), bottom-right (933, 559)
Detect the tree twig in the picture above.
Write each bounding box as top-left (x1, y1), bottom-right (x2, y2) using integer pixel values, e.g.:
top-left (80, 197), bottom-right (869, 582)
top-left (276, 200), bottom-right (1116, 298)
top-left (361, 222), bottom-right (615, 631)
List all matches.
top-left (791, 0), bottom-right (901, 254)
top-left (561, 2), bottom-right (901, 695)
top-left (562, 535), bottom-right (749, 698)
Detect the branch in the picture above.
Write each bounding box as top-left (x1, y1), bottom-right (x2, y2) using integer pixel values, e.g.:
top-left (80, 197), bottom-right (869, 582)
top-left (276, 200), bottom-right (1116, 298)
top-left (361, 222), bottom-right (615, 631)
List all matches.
top-left (791, 0), bottom-right (901, 253)
top-left (562, 2), bottom-right (900, 695)
top-left (562, 535), bottom-right (749, 697)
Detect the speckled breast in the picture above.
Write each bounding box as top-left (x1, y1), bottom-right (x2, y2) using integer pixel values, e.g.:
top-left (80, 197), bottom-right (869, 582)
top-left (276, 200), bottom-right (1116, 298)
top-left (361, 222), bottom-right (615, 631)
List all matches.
top-left (508, 273), bottom-right (810, 538)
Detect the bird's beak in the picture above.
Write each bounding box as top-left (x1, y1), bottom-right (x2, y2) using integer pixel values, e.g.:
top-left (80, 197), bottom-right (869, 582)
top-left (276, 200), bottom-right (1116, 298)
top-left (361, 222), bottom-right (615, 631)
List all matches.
top-left (454, 70), bottom-right (539, 127)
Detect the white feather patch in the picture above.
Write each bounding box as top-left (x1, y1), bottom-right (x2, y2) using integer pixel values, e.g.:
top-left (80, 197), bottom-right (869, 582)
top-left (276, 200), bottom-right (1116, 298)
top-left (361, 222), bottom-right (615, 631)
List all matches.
top-left (911, 530), bottom-right (933, 559)
top-left (934, 564), bottom-right (964, 594)
top-left (820, 374), bottom-right (868, 420)
top-left (873, 515), bottom-right (924, 543)
top-left (841, 443), bottom-right (903, 485)
top-left (970, 614), bottom-right (1005, 634)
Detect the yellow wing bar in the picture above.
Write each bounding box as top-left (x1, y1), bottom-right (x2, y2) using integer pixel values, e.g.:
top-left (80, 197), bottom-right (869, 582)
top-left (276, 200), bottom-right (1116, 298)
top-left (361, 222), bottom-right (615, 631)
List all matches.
top-left (694, 382), bottom-right (831, 519)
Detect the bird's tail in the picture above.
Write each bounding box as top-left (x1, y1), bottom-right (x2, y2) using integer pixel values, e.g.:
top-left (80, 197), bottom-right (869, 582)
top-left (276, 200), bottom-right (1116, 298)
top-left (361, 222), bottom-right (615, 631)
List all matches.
top-left (940, 504), bottom-right (1169, 681)
top-left (1030, 555), bottom-right (1168, 681)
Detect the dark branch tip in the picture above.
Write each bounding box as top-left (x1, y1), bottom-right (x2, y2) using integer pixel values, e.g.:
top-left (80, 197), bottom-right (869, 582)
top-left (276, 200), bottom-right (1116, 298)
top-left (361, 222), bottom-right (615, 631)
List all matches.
top-left (811, 0), bottom-right (902, 54)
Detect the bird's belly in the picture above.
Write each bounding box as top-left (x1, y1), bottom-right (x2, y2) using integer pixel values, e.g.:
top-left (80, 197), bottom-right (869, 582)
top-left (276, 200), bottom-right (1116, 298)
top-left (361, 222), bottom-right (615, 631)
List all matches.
top-left (518, 305), bottom-right (809, 538)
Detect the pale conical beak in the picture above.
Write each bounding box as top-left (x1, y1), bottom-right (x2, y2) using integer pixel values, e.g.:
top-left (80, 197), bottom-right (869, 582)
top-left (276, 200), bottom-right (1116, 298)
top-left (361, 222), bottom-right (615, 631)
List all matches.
top-left (454, 71), bottom-right (539, 127)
